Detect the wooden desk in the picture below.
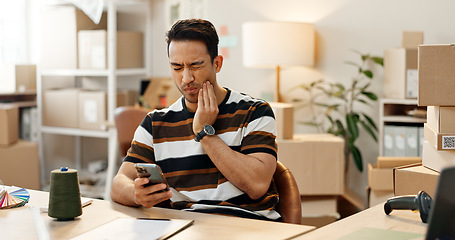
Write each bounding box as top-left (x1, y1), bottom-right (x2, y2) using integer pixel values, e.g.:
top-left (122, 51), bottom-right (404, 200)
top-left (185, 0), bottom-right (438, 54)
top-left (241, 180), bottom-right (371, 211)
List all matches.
top-left (1, 189), bottom-right (314, 239)
top-left (298, 202), bottom-right (427, 239)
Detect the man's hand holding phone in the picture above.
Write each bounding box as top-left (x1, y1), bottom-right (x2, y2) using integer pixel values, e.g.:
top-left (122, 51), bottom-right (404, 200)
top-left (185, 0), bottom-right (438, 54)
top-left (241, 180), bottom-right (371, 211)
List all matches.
top-left (133, 163), bottom-right (172, 208)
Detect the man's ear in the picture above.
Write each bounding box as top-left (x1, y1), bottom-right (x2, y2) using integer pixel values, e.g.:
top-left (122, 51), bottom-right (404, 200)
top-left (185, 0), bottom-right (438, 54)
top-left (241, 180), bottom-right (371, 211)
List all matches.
top-left (213, 55), bottom-right (223, 73)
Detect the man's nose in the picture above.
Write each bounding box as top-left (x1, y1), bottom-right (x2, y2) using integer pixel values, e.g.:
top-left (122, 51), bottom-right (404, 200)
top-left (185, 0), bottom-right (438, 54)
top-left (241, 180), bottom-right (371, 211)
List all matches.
top-left (182, 68), bottom-right (194, 84)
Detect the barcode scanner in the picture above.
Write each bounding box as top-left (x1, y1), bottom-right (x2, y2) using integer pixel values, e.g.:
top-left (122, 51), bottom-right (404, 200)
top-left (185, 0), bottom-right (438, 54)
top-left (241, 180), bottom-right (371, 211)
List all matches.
top-left (384, 191), bottom-right (433, 223)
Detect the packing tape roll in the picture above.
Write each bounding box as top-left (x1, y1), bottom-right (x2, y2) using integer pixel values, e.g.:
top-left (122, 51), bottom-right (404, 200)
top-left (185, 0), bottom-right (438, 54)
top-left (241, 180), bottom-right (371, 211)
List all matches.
top-left (48, 167), bottom-right (82, 220)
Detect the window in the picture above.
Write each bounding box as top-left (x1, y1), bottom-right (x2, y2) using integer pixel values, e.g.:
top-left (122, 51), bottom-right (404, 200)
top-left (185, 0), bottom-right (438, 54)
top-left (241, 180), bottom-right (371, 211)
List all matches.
top-left (0, 0), bottom-right (27, 63)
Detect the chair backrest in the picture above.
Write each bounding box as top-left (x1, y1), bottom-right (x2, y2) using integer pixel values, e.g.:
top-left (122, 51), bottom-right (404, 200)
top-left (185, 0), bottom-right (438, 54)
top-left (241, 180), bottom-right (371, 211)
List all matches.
top-left (114, 106), bottom-right (150, 157)
top-left (274, 161), bottom-right (302, 224)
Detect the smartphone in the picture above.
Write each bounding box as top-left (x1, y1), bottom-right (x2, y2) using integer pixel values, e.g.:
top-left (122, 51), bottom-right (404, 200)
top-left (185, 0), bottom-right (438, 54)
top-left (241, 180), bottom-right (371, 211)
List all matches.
top-left (134, 163), bottom-right (170, 191)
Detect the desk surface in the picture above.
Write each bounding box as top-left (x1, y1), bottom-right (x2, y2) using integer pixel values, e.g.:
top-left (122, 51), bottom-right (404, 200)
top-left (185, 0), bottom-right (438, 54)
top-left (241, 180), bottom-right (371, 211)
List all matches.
top-left (1, 188), bottom-right (314, 240)
top-left (298, 202), bottom-right (428, 239)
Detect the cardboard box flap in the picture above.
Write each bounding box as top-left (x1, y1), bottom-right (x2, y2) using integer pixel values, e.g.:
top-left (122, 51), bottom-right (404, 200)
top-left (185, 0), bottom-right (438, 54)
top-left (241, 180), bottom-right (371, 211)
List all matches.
top-left (402, 31), bottom-right (423, 49)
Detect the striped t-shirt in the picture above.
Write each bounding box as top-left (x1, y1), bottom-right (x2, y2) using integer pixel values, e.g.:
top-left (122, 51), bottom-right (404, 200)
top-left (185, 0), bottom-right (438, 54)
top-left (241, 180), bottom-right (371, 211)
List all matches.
top-left (124, 88), bottom-right (280, 221)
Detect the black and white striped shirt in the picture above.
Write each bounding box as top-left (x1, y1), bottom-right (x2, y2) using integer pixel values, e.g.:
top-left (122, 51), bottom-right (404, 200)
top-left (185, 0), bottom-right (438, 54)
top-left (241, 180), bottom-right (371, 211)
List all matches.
top-left (125, 88), bottom-right (280, 220)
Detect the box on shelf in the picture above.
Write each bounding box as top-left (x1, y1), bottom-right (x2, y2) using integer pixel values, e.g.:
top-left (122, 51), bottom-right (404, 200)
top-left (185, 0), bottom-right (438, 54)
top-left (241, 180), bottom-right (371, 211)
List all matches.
top-left (383, 48), bottom-right (418, 99)
top-left (43, 89), bottom-right (80, 128)
top-left (117, 89), bottom-right (139, 107)
top-left (368, 163), bottom-right (393, 191)
top-left (401, 31), bottom-right (424, 49)
top-left (424, 123), bottom-right (455, 151)
top-left (78, 90), bottom-right (107, 130)
top-left (0, 140), bottom-right (40, 190)
top-left (367, 187), bottom-right (394, 208)
top-left (377, 156), bottom-right (422, 168)
top-left (41, 5), bottom-right (107, 69)
top-left (422, 140), bottom-right (455, 172)
top-left (0, 104), bottom-right (19, 146)
top-left (393, 164), bottom-right (439, 197)
top-left (269, 102), bottom-right (294, 139)
top-left (78, 30), bottom-right (143, 69)
top-left (418, 44), bottom-right (455, 106)
top-left (426, 106), bottom-right (455, 133)
top-left (0, 64), bottom-right (36, 93)
top-left (142, 78), bottom-right (181, 109)
top-left (277, 134), bottom-right (344, 195)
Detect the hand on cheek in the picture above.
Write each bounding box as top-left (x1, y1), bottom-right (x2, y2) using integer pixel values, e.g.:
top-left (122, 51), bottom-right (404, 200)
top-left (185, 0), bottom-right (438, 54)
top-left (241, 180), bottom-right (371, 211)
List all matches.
top-left (193, 81), bottom-right (219, 135)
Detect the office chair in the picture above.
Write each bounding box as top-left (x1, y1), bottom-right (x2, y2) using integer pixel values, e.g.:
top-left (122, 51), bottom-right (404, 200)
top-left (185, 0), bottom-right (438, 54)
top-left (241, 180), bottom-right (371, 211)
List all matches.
top-left (114, 106), bottom-right (150, 157)
top-left (114, 106), bottom-right (302, 224)
top-left (274, 161), bottom-right (302, 224)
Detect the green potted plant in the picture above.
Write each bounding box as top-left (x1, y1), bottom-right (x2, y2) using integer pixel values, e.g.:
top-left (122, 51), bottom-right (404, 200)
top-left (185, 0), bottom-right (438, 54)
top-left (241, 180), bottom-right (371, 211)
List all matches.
top-left (291, 51), bottom-right (383, 172)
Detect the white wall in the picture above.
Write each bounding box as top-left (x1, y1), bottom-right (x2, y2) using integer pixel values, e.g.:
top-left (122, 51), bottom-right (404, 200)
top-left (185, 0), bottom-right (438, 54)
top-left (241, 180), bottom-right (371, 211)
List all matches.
top-left (150, 0), bottom-right (455, 202)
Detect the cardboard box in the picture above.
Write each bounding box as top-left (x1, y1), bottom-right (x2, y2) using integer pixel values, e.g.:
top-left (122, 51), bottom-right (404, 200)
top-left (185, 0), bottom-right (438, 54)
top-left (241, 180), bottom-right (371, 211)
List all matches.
top-left (301, 196), bottom-right (338, 216)
top-left (426, 106), bottom-right (455, 133)
top-left (422, 140), bottom-right (455, 172)
top-left (270, 102), bottom-right (294, 139)
top-left (142, 78), bottom-right (181, 109)
top-left (40, 5), bottom-right (107, 69)
top-left (367, 188), bottom-right (394, 208)
top-left (277, 134), bottom-right (344, 195)
top-left (394, 164), bottom-right (439, 197)
top-left (418, 44), bottom-right (455, 106)
top-left (368, 163), bottom-right (393, 191)
top-left (117, 89), bottom-right (139, 107)
top-left (383, 48), bottom-right (418, 99)
top-left (0, 104), bottom-right (19, 146)
top-left (424, 123), bottom-right (455, 151)
top-left (0, 140), bottom-right (40, 190)
top-left (401, 31), bottom-right (424, 49)
top-left (78, 30), bottom-right (143, 69)
top-left (377, 156), bottom-right (422, 168)
top-left (0, 64), bottom-right (36, 93)
top-left (43, 89), bottom-right (79, 128)
top-left (78, 90), bottom-right (107, 130)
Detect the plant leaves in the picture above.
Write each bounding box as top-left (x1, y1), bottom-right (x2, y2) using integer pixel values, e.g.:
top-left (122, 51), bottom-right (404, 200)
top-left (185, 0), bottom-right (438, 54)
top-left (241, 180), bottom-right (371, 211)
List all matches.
top-left (371, 57), bottom-right (384, 66)
top-left (349, 144), bottom-right (363, 172)
top-left (362, 70), bottom-right (373, 79)
top-left (363, 114), bottom-right (378, 131)
top-left (346, 114), bottom-right (359, 139)
top-left (361, 91), bottom-right (378, 100)
top-left (335, 120), bottom-right (346, 136)
top-left (360, 120), bottom-right (377, 142)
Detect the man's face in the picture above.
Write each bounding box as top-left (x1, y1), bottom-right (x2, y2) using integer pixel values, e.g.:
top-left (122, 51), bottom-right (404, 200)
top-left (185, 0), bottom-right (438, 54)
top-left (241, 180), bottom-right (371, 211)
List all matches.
top-left (168, 40), bottom-right (219, 104)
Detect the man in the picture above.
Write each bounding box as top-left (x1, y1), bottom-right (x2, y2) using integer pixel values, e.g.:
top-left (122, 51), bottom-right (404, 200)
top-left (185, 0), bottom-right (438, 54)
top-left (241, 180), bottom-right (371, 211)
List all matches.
top-left (111, 19), bottom-right (280, 221)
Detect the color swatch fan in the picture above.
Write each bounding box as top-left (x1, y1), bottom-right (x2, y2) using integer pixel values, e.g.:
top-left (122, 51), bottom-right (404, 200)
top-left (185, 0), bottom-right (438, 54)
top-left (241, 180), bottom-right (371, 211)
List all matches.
top-left (0, 186), bottom-right (30, 209)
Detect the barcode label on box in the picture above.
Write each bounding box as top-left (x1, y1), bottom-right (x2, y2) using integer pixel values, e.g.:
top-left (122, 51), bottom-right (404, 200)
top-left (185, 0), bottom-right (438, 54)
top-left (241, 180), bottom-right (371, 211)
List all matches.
top-left (442, 136), bottom-right (455, 149)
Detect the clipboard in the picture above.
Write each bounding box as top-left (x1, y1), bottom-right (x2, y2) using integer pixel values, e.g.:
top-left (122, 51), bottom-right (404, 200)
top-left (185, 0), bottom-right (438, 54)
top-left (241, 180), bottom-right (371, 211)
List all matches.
top-left (70, 217), bottom-right (194, 240)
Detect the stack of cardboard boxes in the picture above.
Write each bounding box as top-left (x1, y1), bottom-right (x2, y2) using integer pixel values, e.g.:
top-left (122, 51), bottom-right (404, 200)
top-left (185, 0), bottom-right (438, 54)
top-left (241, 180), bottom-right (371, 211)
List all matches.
top-left (270, 102), bottom-right (345, 227)
top-left (0, 104), bottom-right (40, 190)
top-left (382, 31), bottom-right (425, 157)
top-left (368, 31), bottom-right (426, 207)
top-left (40, 5), bottom-right (143, 130)
top-left (414, 44), bottom-right (455, 189)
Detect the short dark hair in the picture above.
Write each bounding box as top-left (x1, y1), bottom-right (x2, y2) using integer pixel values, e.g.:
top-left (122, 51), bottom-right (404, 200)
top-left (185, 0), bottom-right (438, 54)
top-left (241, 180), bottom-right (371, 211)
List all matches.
top-left (166, 19), bottom-right (219, 62)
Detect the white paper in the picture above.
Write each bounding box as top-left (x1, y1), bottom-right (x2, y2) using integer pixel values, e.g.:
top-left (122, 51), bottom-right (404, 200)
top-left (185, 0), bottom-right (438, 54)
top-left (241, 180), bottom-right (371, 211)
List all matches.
top-left (68, 0), bottom-right (104, 24)
top-left (70, 218), bottom-right (194, 240)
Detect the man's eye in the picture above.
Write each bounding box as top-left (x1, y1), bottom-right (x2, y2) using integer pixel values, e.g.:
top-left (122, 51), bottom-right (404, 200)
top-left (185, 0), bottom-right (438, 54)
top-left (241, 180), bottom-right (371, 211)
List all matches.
top-left (173, 67), bottom-right (183, 71)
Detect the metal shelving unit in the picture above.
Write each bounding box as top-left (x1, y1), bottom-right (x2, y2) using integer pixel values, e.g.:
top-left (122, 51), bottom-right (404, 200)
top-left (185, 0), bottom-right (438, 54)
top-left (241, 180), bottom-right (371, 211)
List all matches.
top-left (37, 0), bottom-right (151, 199)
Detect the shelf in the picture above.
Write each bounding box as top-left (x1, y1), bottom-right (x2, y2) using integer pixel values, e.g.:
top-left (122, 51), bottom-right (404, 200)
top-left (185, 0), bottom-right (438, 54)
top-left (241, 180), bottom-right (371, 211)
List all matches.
top-left (380, 98), bottom-right (418, 105)
top-left (41, 68), bottom-right (147, 77)
top-left (41, 126), bottom-right (110, 138)
top-left (383, 116), bottom-right (426, 123)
